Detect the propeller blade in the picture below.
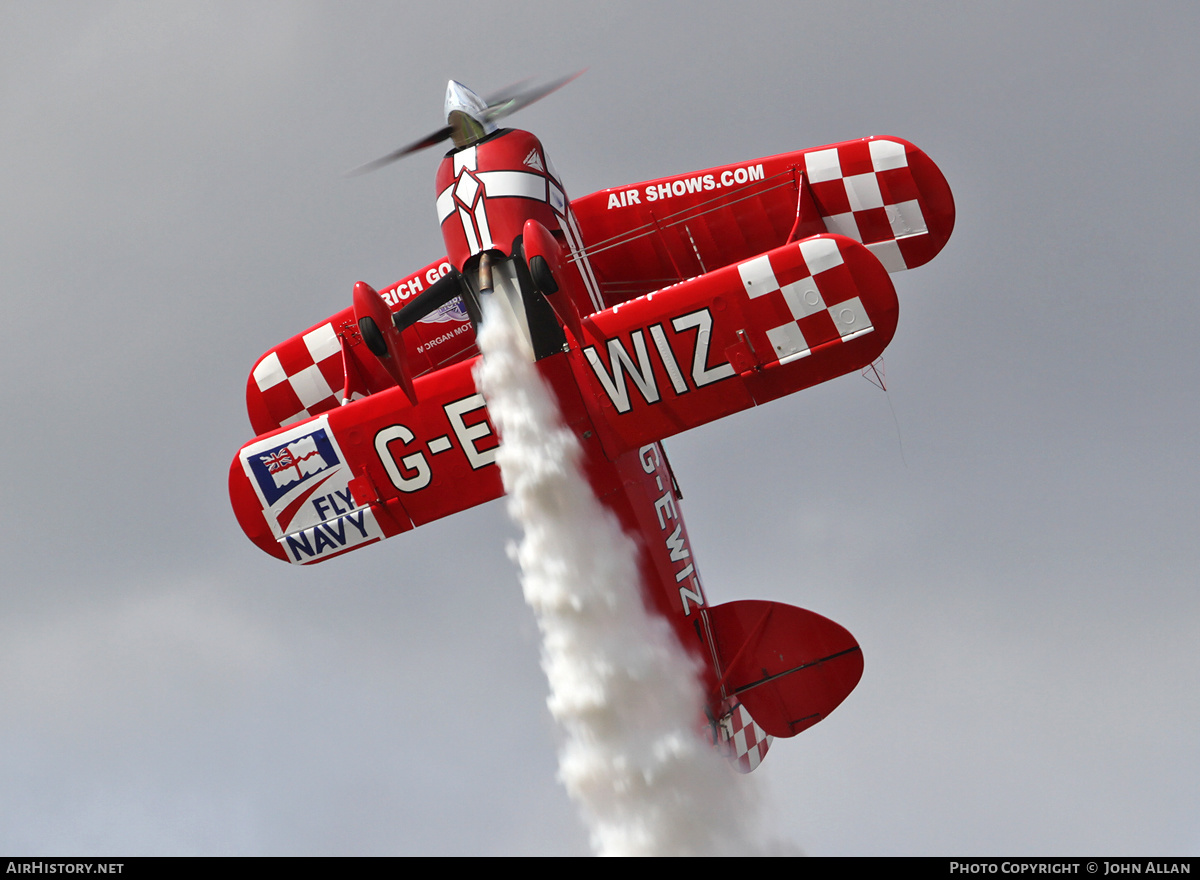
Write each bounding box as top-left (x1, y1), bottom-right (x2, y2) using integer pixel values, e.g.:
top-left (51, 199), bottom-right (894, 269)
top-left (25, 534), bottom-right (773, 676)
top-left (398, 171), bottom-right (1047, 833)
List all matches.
top-left (344, 125), bottom-right (452, 177)
top-left (345, 71), bottom-right (583, 177)
top-left (482, 70), bottom-right (585, 124)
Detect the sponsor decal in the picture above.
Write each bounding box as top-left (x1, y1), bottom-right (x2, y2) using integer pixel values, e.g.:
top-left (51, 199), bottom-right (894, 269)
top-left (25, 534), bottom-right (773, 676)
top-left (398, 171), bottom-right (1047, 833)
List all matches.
top-left (247, 428), bottom-right (339, 508)
top-left (606, 164), bottom-right (765, 210)
top-left (380, 262), bottom-right (455, 307)
top-left (283, 506), bottom-right (383, 564)
top-left (240, 416), bottom-right (382, 561)
top-left (418, 298), bottom-right (470, 326)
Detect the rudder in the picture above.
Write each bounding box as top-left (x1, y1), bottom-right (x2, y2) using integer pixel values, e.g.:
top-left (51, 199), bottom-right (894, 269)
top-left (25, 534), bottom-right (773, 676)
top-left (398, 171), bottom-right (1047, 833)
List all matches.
top-left (706, 599), bottom-right (862, 739)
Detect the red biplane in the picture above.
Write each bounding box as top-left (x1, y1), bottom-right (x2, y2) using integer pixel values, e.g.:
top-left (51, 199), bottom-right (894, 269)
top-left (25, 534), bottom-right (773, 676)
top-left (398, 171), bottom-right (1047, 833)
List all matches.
top-left (229, 79), bottom-right (954, 772)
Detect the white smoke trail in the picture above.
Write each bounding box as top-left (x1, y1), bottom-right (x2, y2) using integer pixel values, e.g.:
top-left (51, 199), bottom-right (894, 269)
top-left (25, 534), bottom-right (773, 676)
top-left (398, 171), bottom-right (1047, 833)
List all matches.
top-left (474, 296), bottom-right (776, 856)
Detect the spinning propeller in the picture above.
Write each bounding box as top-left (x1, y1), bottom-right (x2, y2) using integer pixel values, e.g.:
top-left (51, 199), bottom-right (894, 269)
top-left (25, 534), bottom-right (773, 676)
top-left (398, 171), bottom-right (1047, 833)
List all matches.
top-left (346, 71), bottom-right (583, 176)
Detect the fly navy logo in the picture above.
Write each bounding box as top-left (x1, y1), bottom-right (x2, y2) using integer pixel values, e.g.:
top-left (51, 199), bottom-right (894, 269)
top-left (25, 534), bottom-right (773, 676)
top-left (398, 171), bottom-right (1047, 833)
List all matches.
top-left (247, 428), bottom-right (340, 507)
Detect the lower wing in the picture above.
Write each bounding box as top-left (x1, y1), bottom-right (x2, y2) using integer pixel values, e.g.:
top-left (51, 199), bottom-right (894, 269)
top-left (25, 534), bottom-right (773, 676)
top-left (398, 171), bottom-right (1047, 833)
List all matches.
top-left (231, 354), bottom-right (504, 565)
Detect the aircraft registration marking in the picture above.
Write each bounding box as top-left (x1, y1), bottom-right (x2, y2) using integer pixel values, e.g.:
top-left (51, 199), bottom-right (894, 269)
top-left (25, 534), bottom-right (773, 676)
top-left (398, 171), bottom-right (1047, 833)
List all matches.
top-left (640, 445), bottom-right (705, 617)
top-left (373, 393), bottom-right (500, 494)
top-left (583, 307), bottom-right (734, 414)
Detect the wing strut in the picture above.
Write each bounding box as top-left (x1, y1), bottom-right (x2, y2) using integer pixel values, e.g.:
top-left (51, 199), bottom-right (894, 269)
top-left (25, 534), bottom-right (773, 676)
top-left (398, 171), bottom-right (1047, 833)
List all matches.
top-left (785, 169), bottom-right (826, 244)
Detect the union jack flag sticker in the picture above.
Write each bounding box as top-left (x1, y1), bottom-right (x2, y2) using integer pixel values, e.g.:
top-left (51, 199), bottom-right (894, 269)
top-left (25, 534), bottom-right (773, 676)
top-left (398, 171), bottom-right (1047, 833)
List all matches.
top-left (245, 426), bottom-right (340, 507)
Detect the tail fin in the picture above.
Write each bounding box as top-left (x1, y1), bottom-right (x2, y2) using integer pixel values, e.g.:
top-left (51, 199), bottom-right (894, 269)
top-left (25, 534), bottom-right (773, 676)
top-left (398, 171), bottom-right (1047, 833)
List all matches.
top-left (706, 600), bottom-right (863, 739)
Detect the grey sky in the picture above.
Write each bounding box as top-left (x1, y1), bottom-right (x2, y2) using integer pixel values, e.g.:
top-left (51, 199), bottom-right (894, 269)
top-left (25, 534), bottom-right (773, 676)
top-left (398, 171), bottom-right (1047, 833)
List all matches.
top-left (1, 1), bottom-right (1197, 855)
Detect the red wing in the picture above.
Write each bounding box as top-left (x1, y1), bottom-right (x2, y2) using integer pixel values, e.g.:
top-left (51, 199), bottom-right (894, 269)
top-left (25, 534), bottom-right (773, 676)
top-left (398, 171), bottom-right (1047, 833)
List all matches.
top-left (569, 136), bottom-right (954, 306)
top-left (230, 356), bottom-right (505, 564)
top-left (244, 257), bottom-right (476, 436)
top-left (570, 233), bottom-right (898, 456)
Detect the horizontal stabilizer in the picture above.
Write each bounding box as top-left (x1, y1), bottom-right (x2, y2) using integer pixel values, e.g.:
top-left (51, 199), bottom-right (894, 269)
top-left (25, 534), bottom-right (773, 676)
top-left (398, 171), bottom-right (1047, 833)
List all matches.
top-left (706, 600), bottom-right (862, 738)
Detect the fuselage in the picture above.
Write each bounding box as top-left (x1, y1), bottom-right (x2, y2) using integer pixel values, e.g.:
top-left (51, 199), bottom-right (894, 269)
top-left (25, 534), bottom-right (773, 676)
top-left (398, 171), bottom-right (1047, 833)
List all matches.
top-left (435, 129), bottom-right (726, 714)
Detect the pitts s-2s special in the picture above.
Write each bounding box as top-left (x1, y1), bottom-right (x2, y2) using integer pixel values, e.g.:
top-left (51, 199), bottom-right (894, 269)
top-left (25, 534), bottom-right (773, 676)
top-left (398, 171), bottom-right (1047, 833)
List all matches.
top-left (229, 78), bottom-right (955, 771)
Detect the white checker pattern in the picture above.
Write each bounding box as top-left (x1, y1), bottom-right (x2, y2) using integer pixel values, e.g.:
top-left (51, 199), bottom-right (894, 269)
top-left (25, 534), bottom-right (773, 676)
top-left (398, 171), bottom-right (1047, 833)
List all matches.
top-left (737, 238), bottom-right (876, 367)
top-left (823, 211), bottom-right (861, 241)
top-left (719, 703), bottom-right (772, 774)
top-left (251, 320), bottom-right (345, 428)
top-left (253, 352), bottom-right (287, 390)
top-left (804, 148), bottom-right (842, 183)
top-left (867, 240), bottom-right (906, 273)
top-left (780, 275), bottom-right (826, 319)
top-left (805, 138), bottom-right (931, 269)
top-left (844, 172), bottom-right (885, 211)
top-left (829, 296), bottom-right (873, 341)
top-left (289, 363), bottom-right (337, 409)
top-left (798, 237), bottom-right (844, 274)
top-left (304, 323), bottom-right (340, 361)
top-left (738, 254), bottom-right (779, 299)
top-left (888, 199), bottom-right (928, 238)
top-left (869, 138), bottom-right (909, 171)
top-left (767, 322), bottom-right (811, 362)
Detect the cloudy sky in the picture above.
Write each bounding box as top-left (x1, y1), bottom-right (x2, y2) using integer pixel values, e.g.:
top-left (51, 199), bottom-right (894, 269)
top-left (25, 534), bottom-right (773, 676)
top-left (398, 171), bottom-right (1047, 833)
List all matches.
top-left (2, 1), bottom-right (1197, 856)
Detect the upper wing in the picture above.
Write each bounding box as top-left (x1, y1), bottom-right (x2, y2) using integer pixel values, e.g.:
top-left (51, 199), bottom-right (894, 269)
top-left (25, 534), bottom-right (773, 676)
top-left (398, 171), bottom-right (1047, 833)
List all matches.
top-left (244, 257), bottom-right (477, 436)
top-left (568, 136), bottom-right (954, 306)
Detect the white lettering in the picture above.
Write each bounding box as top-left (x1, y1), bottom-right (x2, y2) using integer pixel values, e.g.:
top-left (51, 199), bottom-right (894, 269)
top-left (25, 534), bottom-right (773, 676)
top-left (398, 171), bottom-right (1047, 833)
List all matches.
top-left (583, 331), bottom-right (661, 414)
top-left (640, 167), bottom-right (761, 205)
top-left (679, 576), bottom-right (704, 615)
top-left (444, 394), bottom-right (498, 469)
top-left (671, 309), bottom-right (735, 387)
top-left (653, 491), bottom-right (677, 530)
top-left (375, 424), bottom-right (432, 492)
top-left (665, 524), bottom-right (689, 562)
top-left (648, 324), bottom-right (688, 394)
